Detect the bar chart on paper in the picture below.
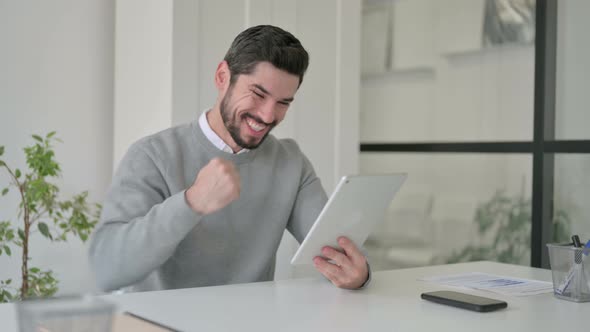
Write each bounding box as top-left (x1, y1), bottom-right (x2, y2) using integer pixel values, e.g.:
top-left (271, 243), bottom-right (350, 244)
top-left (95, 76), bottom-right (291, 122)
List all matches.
top-left (419, 272), bottom-right (553, 296)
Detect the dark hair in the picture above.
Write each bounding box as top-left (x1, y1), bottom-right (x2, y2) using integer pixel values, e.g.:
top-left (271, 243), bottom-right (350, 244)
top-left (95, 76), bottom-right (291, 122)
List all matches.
top-left (223, 25), bottom-right (309, 86)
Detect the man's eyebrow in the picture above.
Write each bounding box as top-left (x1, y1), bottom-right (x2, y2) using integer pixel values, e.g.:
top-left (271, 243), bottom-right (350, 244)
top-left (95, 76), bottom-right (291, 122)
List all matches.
top-left (253, 84), bottom-right (294, 103)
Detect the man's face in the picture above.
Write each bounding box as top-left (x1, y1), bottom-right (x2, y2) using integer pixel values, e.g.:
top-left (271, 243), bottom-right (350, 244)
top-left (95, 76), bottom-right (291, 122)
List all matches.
top-left (219, 62), bottom-right (300, 150)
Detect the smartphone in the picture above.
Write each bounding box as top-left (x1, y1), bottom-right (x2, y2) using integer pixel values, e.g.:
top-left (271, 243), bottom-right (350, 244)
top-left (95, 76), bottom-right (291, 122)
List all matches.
top-left (421, 291), bottom-right (507, 312)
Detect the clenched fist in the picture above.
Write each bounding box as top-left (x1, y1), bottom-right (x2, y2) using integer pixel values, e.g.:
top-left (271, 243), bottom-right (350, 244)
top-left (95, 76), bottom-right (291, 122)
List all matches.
top-left (185, 158), bottom-right (240, 215)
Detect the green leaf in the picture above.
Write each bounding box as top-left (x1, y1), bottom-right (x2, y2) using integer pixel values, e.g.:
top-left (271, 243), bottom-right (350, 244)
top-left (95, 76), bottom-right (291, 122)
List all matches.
top-left (15, 169), bottom-right (21, 179)
top-left (0, 290), bottom-right (13, 303)
top-left (0, 160), bottom-right (4, 167)
top-left (5, 279), bottom-right (11, 285)
top-left (17, 228), bottom-right (25, 242)
top-left (0, 146), bottom-right (4, 156)
top-left (47, 131), bottom-right (57, 139)
top-left (32, 135), bottom-right (43, 142)
top-left (1, 188), bottom-right (7, 196)
top-left (29, 267), bottom-right (40, 273)
top-left (38, 222), bottom-right (51, 239)
top-left (2, 246), bottom-right (10, 256)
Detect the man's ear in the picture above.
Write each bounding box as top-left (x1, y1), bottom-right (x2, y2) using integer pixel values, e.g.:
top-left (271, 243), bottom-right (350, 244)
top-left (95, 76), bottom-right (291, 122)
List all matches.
top-left (215, 61), bottom-right (231, 92)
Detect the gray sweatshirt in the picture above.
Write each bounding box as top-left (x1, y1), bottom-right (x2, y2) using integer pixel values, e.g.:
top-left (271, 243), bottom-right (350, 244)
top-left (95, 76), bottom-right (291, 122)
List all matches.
top-left (89, 120), bottom-right (327, 292)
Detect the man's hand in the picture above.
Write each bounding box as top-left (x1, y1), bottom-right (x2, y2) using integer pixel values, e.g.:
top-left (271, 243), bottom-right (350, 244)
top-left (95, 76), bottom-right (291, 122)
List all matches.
top-left (313, 236), bottom-right (369, 289)
top-left (185, 158), bottom-right (240, 215)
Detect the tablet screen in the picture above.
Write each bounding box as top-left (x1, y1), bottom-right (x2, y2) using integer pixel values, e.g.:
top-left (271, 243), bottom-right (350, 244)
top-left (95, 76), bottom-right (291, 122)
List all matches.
top-left (290, 174), bottom-right (406, 265)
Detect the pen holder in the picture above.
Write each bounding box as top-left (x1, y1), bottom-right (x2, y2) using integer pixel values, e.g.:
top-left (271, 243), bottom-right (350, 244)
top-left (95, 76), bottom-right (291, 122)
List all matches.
top-left (16, 296), bottom-right (116, 332)
top-left (547, 243), bottom-right (590, 302)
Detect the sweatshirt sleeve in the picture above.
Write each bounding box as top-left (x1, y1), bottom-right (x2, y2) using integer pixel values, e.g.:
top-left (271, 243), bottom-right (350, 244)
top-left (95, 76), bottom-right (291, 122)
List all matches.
top-left (88, 142), bottom-right (203, 291)
top-left (286, 151), bottom-right (328, 243)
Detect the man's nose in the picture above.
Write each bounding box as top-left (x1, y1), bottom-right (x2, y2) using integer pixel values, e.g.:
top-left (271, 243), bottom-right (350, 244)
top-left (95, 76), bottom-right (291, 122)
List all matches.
top-left (258, 100), bottom-right (276, 124)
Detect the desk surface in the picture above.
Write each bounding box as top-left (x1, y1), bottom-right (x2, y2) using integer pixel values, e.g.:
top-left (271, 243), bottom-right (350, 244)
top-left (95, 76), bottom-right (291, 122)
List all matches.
top-left (1, 261), bottom-right (586, 331)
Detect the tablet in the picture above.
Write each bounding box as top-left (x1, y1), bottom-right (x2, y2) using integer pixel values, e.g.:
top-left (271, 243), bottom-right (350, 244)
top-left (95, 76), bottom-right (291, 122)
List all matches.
top-left (290, 174), bottom-right (406, 265)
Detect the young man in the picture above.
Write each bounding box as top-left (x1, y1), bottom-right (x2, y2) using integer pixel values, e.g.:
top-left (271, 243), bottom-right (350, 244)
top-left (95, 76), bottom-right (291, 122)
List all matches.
top-left (89, 25), bottom-right (369, 292)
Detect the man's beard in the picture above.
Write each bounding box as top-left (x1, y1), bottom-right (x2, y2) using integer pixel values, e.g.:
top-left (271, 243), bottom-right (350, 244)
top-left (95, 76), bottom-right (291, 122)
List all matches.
top-left (220, 86), bottom-right (276, 150)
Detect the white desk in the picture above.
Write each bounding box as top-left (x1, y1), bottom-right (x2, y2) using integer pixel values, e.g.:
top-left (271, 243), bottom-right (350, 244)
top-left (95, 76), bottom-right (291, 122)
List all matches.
top-left (1, 261), bottom-right (587, 331)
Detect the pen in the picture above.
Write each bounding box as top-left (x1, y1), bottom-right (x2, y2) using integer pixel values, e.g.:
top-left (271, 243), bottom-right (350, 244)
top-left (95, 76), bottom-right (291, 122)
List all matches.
top-left (573, 235), bottom-right (583, 264)
top-left (572, 235), bottom-right (582, 248)
top-left (556, 235), bottom-right (587, 295)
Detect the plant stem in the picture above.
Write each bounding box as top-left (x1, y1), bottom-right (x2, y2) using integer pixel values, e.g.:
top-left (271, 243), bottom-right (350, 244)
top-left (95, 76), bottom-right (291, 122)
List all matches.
top-left (1, 164), bottom-right (30, 299)
top-left (21, 198), bottom-right (29, 298)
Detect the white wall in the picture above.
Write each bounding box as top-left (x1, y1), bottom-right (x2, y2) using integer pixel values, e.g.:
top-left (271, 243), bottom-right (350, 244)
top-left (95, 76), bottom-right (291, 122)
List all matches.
top-left (0, 0), bottom-right (115, 295)
top-left (113, 0), bottom-right (174, 168)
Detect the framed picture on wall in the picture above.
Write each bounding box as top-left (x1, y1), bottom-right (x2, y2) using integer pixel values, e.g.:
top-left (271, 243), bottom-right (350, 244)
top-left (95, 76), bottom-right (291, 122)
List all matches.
top-left (483, 0), bottom-right (536, 47)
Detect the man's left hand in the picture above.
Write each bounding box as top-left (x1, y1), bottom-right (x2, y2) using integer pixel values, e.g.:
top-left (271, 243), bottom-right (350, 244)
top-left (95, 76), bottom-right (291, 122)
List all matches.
top-left (313, 236), bottom-right (368, 289)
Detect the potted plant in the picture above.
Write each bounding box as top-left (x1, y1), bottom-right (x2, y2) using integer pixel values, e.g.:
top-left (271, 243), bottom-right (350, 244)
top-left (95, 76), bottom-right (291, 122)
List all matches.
top-left (435, 190), bottom-right (571, 265)
top-left (0, 132), bottom-right (100, 302)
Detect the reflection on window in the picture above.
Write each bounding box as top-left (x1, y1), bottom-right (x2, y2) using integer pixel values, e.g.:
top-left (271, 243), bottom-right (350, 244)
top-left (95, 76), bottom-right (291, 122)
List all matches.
top-left (360, 0), bottom-right (535, 142)
top-left (361, 152), bottom-right (577, 270)
top-left (361, 154), bottom-right (534, 270)
top-left (483, 0), bottom-right (536, 47)
top-left (554, 155), bottom-right (590, 241)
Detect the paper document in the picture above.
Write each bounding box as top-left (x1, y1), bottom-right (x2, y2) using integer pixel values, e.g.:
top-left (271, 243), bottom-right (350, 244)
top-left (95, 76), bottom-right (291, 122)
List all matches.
top-left (419, 272), bottom-right (553, 296)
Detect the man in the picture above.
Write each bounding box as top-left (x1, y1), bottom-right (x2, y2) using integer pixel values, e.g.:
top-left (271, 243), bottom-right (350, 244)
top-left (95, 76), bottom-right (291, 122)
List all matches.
top-left (89, 25), bottom-right (369, 292)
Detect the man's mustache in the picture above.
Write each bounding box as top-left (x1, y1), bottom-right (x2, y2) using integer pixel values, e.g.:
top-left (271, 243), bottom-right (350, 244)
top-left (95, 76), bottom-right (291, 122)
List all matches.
top-left (242, 113), bottom-right (276, 127)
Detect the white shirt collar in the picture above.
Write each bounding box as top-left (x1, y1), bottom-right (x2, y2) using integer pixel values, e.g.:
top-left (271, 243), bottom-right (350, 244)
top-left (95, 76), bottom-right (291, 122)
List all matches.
top-left (198, 110), bottom-right (249, 154)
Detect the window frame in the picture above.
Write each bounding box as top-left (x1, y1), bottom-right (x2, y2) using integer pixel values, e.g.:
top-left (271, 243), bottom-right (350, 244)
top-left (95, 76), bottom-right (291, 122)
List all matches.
top-left (359, 0), bottom-right (590, 268)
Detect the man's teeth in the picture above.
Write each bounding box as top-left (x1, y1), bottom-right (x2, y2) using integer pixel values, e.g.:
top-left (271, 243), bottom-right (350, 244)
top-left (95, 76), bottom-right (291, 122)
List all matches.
top-left (246, 118), bottom-right (266, 132)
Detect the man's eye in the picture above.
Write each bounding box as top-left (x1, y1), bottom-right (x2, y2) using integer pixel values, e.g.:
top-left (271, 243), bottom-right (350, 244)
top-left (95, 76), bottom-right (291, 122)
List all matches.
top-left (278, 101), bottom-right (290, 106)
top-left (253, 91), bottom-right (264, 99)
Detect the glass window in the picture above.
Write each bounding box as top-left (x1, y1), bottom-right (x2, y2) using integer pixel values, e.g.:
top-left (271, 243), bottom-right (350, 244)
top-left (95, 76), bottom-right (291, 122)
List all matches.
top-left (360, 153), bottom-right (532, 270)
top-left (360, 0), bottom-right (535, 142)
top-left (553, 154), bottom-right (590, 242)
top-left (555, 1), bottom-right (590, 140)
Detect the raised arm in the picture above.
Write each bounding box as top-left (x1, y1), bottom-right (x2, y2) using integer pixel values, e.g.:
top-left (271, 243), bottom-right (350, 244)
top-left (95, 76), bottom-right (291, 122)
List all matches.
top-left (88, 143), bottom-right (202, 291)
